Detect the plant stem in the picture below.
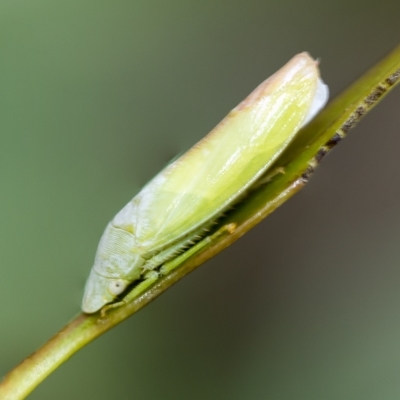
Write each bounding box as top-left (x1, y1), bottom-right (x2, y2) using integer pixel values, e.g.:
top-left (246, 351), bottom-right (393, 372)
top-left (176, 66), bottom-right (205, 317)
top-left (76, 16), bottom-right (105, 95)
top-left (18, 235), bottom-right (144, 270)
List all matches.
top-left (0, 44), bottom-right (399, 400)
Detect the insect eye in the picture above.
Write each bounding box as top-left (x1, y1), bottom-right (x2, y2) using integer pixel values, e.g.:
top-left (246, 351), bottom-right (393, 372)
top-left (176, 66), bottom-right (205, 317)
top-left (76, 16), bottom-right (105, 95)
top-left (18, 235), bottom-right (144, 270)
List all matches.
top-left (108, 279), bottom-right (128, 296)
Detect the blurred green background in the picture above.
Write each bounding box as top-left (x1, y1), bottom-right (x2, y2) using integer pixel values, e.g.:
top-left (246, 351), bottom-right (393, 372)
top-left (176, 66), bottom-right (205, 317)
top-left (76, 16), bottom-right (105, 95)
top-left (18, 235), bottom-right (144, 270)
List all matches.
top-left (1, 1), bottom-right (400, 399)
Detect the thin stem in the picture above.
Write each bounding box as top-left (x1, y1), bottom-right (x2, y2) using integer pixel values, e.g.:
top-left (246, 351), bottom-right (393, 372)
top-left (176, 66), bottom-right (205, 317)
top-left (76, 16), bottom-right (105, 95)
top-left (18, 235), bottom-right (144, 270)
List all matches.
top-left (0, 44), bottom-right (399, 400)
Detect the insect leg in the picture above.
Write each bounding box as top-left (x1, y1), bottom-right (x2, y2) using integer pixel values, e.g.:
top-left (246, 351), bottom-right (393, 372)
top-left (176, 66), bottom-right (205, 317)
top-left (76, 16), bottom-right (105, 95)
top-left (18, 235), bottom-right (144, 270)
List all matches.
top-left (160, 223), bottom-right (237, 275)
top-left (100, 224), bottom-right (236, 317)
top-left (143, 229), bottom-right (210, 271)
top-left (100, 271), bottom-right (160, 317)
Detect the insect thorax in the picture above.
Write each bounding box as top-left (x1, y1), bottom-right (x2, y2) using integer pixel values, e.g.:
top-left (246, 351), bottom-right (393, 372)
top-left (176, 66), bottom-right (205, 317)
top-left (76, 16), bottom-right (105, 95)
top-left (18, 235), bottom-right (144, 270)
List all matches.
top-left (93, 223), bottom-right (145, 281)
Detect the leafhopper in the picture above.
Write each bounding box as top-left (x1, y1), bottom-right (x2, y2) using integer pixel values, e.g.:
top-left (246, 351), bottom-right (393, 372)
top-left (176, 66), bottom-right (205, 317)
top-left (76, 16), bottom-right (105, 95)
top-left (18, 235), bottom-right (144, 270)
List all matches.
top-left (82, 52), bottom-right (329, 313)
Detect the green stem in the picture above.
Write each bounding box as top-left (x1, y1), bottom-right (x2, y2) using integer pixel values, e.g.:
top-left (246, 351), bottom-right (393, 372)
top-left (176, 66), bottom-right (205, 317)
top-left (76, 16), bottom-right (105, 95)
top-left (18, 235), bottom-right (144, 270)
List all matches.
top-left (0, 45), bottom-right (399, 400)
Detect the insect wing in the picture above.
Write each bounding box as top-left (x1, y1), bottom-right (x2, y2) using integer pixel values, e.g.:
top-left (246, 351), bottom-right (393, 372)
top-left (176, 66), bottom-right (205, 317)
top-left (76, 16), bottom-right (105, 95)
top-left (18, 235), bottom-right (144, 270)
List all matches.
top-left (113, 53), bottom-right (328, 255)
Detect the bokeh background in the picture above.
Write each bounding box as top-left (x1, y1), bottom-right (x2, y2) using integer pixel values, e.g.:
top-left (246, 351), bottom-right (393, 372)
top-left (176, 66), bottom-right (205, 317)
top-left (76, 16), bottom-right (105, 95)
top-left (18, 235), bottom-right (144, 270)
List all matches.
top-left (1, 1), bottom-right (400, 399)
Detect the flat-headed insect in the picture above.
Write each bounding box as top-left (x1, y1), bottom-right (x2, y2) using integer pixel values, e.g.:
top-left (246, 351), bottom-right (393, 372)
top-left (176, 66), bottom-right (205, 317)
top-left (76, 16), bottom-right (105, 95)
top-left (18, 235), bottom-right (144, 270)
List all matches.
top-left (82, 52), bottom-right (329, 313)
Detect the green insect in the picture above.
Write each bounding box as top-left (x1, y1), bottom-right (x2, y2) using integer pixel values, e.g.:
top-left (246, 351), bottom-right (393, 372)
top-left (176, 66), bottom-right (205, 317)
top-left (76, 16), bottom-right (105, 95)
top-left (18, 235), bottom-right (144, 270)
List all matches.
top-left (82, 52), bottom-right (329, 313)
